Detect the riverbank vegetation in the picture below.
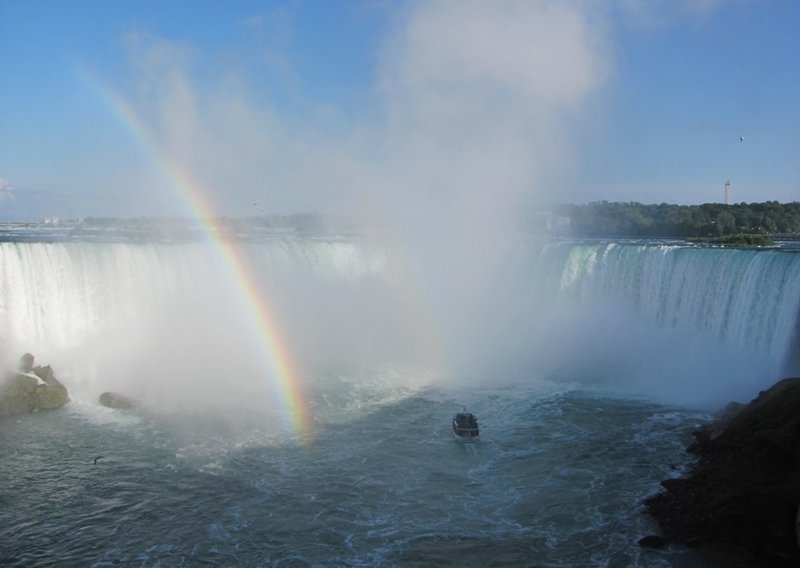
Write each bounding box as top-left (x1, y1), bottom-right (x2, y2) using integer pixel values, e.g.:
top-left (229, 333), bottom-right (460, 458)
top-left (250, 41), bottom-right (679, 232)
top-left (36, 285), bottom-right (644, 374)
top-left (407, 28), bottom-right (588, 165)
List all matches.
top-left (686, 234), bottom-right (776, 247)
top-left (554, 201), bottom-right (800, 239)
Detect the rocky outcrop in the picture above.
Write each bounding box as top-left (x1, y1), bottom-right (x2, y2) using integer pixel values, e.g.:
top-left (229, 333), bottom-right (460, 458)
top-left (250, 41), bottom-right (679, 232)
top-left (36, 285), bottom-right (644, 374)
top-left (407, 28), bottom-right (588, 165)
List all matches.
top-left (644, 377), bottom-right (800, 566)
top-left (99, 391), bottom-right (141, 410)
top-left (18, 352), bottom-right (34, 373)
top-left (0, 353), bottom-right (70, 418)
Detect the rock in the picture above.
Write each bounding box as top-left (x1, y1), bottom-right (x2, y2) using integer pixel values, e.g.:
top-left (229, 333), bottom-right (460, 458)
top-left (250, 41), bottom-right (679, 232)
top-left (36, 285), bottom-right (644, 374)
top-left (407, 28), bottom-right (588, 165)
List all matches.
top-left (18, 352), bottom-right (34, 373)
top-left (638, 535), bottom-right (667, 549)
top-left (644, 377), bottom-right (800, 566)
top-left (32, 365), bottom-right (69, 410)
top-left (0, 355), bottom-right (70, 418)
top-left (99, 391), bottom-right (140, 410)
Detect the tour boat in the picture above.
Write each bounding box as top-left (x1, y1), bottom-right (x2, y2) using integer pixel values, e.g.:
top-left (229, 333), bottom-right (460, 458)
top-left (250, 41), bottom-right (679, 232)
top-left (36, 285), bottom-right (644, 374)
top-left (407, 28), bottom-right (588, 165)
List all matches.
top-left (452, 409), bottom-right (479, 441)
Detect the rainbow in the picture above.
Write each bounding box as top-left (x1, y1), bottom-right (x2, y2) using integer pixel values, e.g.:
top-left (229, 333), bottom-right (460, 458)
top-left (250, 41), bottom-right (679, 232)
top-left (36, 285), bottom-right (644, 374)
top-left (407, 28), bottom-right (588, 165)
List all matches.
top-left (81, 71), bottom-right (313, 439)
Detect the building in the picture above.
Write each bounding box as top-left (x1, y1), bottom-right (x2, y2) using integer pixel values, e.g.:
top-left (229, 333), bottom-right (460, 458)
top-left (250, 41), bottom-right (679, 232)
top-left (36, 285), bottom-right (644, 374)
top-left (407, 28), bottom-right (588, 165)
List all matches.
top-left (724, 180), bottom-right (732, 205)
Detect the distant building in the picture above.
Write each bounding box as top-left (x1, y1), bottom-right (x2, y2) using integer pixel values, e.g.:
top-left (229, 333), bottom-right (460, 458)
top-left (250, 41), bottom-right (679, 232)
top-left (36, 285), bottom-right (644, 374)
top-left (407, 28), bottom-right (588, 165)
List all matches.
top-left (42, 217), bottom-right (60, 225)
top-left (725, 180), bottom-right (732, 205)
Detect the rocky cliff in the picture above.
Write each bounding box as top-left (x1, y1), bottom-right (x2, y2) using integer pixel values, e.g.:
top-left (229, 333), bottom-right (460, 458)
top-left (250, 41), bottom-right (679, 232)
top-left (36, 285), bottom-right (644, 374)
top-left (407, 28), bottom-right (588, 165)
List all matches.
top-left (645, 377), bottom-right (800, 566)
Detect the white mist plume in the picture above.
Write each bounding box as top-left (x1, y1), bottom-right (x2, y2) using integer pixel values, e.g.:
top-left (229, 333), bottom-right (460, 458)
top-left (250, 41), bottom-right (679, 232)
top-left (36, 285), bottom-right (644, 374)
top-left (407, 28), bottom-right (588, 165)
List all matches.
top-left (359, 1), bottom-right (610, 378)
top-left (52, 1), bottom-right (614, 421)
top-left (120, 2), bottom-right (609, 221)
top-left (370, 1), bottom-right (607, 226)
top-left (110, 2), bottom-right (609, 388)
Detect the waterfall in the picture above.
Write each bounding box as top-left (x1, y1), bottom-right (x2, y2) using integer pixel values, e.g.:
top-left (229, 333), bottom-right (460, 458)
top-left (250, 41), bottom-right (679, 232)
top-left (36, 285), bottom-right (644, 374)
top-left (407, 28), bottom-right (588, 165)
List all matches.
top-left (0, 239), bottom-right (387, 350)
top-left (0, 239), bottom-right (393, 405)
top-left (1, 237), bottom-right (798, 407)
top-left (526, 241), bottom-right (800, 403)
top-left (539, 242), bottom-right (800, 363)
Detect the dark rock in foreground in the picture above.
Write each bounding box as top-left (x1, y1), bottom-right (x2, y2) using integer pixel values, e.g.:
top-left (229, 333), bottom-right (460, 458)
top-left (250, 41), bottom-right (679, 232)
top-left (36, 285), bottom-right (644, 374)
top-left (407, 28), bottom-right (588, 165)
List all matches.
top-left (637, 534), bottom-right (667, 549)
top-left (644, 377), bottom-right (800, 566)
top-left (99, 391), bottom-right (141, 410)
top-left (0, 353), bottom-right (70, 418)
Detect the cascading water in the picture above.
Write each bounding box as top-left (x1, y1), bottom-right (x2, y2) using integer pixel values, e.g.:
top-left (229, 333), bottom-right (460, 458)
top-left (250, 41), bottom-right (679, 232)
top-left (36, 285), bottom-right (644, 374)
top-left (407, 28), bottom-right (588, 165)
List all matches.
top-left (539, 241), bottom-right (800, 365)
top-left (517, 240), bottom-right (800, 405)
top-left (0, 238), bottom-right (402, 422)
top-left (2, 237), bottom-right (799, 407)
top-left (0, 239), bottom-right (388, 353)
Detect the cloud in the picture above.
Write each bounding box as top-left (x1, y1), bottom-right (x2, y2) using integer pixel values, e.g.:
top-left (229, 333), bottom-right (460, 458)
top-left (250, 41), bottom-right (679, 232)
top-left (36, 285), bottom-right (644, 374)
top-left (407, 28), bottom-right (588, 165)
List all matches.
top-left (0, 178), bottom-right (14, 202)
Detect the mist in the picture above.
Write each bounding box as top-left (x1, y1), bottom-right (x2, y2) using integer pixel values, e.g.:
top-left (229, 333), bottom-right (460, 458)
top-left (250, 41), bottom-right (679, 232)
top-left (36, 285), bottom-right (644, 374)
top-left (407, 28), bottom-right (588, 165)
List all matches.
top-left (120, 2), bottom-right (609, 224)
top-left (98, 3), bottom-right (609, 392)
top-left (6, 1), bottom-right (787, 427)
top-left (77, 1), bottom-right (785, 414)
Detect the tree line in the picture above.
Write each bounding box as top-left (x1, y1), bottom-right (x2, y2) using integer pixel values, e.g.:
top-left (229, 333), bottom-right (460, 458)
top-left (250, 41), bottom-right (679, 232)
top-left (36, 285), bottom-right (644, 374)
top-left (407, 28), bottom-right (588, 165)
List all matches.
top-left (552, 201), bottom-right (800, 238)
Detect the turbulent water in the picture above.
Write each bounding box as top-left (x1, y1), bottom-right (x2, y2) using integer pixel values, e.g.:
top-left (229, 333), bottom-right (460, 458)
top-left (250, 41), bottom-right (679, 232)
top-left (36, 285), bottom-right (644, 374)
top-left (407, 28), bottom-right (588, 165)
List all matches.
top-left (1, 232), bottom-right (799, 567)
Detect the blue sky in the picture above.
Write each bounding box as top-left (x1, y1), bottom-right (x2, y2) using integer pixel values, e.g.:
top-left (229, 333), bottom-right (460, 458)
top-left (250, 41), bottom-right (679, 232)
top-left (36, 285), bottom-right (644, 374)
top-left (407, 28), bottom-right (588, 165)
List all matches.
top-left (0, 0), bottom-right (798, 222)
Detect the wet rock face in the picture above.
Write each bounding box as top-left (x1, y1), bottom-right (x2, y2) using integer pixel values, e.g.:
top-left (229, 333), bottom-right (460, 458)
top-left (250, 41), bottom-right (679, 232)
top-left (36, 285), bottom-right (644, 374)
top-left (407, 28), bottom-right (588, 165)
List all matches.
top-left (18, 353), bottom-right (34, 373)
top-left (99, 391), bottom-right (141, 410)
top-left (645, 378), bottom-right (800, 567)
top-left (0, 354), bottom-right (70, 418)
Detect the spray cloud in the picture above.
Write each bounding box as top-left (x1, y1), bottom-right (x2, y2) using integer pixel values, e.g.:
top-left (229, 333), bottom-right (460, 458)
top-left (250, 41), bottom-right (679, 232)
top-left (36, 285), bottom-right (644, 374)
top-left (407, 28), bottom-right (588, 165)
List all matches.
top-left (105, 1), bottom-right (611, 385)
